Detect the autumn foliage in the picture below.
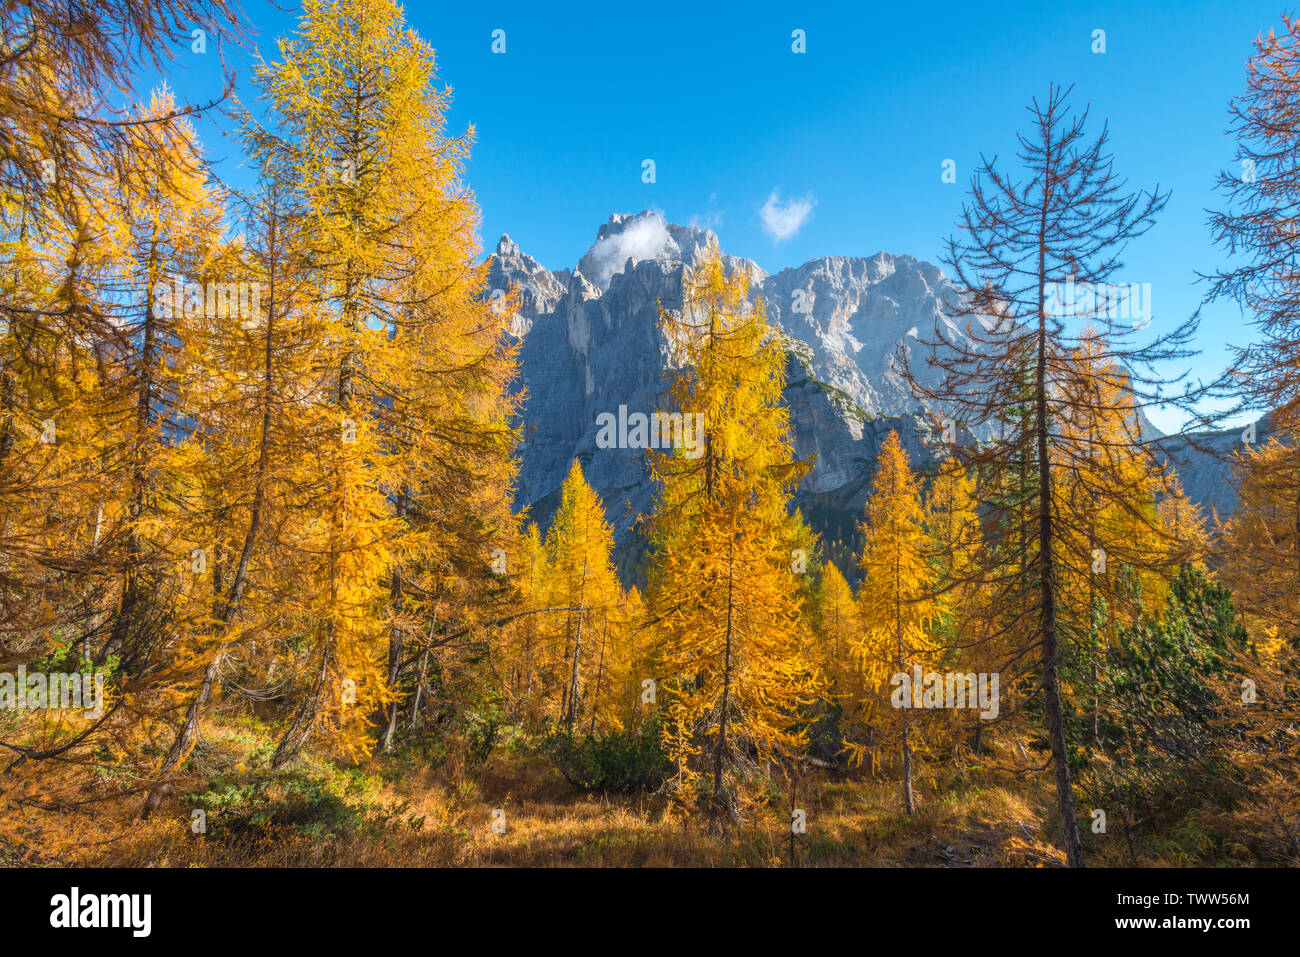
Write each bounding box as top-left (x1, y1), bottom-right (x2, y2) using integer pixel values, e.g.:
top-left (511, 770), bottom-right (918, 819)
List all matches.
top-left (1, 0), bottom-right (1299, 871)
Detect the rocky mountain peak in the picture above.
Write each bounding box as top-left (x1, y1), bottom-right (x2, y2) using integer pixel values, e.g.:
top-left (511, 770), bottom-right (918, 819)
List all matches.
top-left (576, 210), bottom-right (730, 291)
top-left (485, 212), bottom-right (1230, 582)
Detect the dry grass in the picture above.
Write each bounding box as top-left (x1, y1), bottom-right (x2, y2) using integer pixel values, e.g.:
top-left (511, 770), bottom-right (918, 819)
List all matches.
top-left (1, 717), bottom-right (1239, 867)
top-left (2, 726), bottom-right (1080, 867)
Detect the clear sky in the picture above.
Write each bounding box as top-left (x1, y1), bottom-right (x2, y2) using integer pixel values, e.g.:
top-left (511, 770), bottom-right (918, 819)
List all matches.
top-left (163, 0), bottom-right (1285, 433)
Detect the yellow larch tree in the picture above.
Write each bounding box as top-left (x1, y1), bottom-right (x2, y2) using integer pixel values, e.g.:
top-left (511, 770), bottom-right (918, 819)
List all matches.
top-left (646, 241), bottom-right (818, 829)
top-left (243, 0), bottom-right (519, 766)
top-left (1217, 431), bottom-right (1300, 656)
top-left (852, 429), bottom-right (942, 813)
top-left (809, 561), bottom-right (862, 709)
top-left (1157, 469), bottom-right (1209, 572)
top-left (543, 459), bottom-right (621, 732)
top-left (0, 0), bottom-right (250, 850)
top-left (496, 522), bottom-right (550, 726)
top-left (142, 165), bottom-right (325, 813)
top-left (612, 585), bottom-right (650, 734)
top-left (105, 91), bottom-right (228, 674)
top-left (923, 458), bottom-right (988, 755)
top-left (1052, 337), bottom-right (1185, 741)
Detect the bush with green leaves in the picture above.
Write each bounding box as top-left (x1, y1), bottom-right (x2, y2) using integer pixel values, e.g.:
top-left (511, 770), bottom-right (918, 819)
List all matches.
top-left (182, 765), bottom-right (420, 848)
top-left (1066, 565), bottom-right (1247, 853)
top-left (542, 718), bottom-right (673, 792)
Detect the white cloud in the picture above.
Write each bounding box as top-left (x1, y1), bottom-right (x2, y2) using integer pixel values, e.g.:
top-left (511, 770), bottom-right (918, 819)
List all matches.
top-left (759, 190), bottom-right (815, 243)
top-left (584, 211), bottom-right (671, 289)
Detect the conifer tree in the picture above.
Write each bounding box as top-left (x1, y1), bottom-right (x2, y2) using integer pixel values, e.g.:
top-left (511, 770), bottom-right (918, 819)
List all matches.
top-left (1217, 438), bottom-right (1300, 651)
top-left (104, 93), bottom-right (226, 673)
top-left (497, 523), bottom-right (549, 725)
top-left (923, 459), bottom-right (990, 754)
top-left (809, 561), bottom-right (861, 709)
top-left (612, 585), bottom-right (649, 733)
top-left (898, 84), bottom-right (1198, 865)
top-left (241, 0), bottom-right (519, 766)
top-left (851, 430), bottom-right (941, 813)
top-left (1205, 15), bottom-right (1300, 655)
top-left (924, 458), bottom-right (982, 629)
top-left (543, 460), bottom-right (620, 731)
top-left (1206, 15), bottom-right (1300, 437)
top-left (646, 242), bottom-right (817, 829)
top-left (141, 167), bottom-right (319, 815)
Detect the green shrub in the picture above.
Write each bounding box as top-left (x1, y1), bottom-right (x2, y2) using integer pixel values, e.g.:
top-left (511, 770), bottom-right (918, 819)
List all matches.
top-left (542, 720), bottom-right (673, 793)
top-left (183, 770), bottom-right (360, 846)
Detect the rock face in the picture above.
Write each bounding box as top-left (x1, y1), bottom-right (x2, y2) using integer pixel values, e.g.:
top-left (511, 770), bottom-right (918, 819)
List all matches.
top-left (1151, 417), bottom-right (1273, 523)
top-left (762, 253), bottom-right (970, 424)
top-left (490, 210), bottom-right (1234, 582)
top-left (490, 216), bottom-right (753, 576)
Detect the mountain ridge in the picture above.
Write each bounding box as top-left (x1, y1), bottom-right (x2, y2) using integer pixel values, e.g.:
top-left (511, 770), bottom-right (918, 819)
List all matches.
top-left (489, 210), bottom-right (1243, 582)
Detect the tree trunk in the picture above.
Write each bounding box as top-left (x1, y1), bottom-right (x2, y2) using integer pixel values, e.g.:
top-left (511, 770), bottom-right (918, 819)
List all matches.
top-left (140, 239), bottom-right (279, 817)
top-left (588, 609), bottom-right (608, 736)
top-left (1036, 213), bottom-right (1084, 868)
top-left (378, 496), bottom-right (409, 753)
top-left (565, 562), bottom-right (588, 730)
top-left (272, 644), bottom-right (331, 769)
top-left (712, 533), bottom-right (736, 829)
top-left (140, 653), bottom-right (224, 819)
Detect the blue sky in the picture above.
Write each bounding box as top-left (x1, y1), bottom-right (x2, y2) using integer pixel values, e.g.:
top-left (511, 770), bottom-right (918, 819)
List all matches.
top-left (164, 0), bottom-right (1284, 432)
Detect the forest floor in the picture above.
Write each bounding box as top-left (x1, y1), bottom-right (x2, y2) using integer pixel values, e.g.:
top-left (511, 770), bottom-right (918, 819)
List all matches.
top-left (6, 717), bottom-right (1245, 868)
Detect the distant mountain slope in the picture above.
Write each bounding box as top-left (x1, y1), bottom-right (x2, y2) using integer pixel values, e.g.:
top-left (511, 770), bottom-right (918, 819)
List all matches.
top-left (1150, 418), bottom-right (1271, 523)
top-left (489, 210), bottom-right (1238, 581)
